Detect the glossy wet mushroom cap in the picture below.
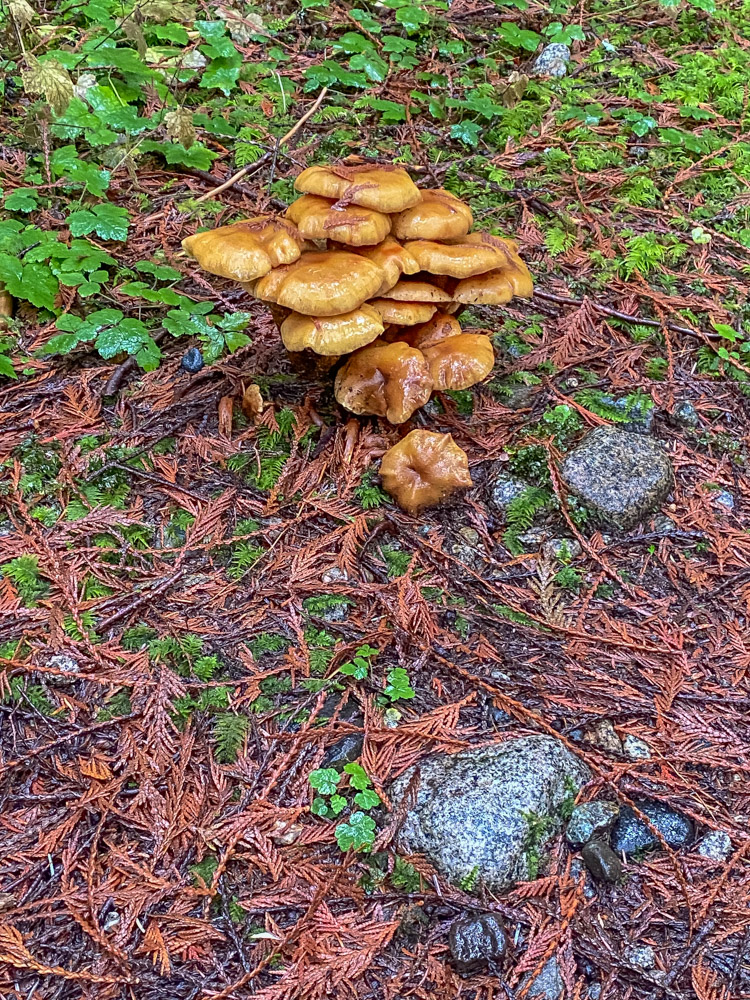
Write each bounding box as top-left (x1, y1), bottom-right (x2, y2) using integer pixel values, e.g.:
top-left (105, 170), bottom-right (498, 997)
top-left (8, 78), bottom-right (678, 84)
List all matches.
top-left (294, 164), bottom-right (421, 213)
top-left (396, 312), bottom-right (463, 349)
top-left (378, 279), bottom-right (453, 303)
top-left (390, 188), bottom-right (473, 241)
top-left (182, 216), bottom-right (305, 281)
top-left (353, 237), bottom-right (420, 294)
top-left (285, 194), bottom-right (391, 246)
top-left (421, 333), bottom-right (495, 390)
top-left (403, 236), bottom-right (507, 278)
top-left (270, 251), bottom-right (385, 316)
top-left (334, 339), bottom-right (433, 424)
top-left (280, 305), bottom-right (384, 356)
top-left (379, 430), bottom-right (473, 514)
top-left (369, 299), bottom-right (438, 326)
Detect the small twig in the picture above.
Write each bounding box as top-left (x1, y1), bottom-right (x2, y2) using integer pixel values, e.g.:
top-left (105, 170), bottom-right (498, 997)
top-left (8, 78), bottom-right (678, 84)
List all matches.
top-left (193, 88), bottom-right (328, 205)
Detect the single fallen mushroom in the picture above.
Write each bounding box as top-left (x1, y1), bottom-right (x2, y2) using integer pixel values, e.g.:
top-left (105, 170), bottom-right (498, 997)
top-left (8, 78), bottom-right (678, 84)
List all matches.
top-left (379, 430), bottom-right (472, 514)
top-left (182, 216), bottom-right (305, 281)
top-left (280, 305), bottom-right (384, 355)
top-left (421, 333), bottom-right (495, 390)
top-left (334, 339), bottom-right (433, 424)
top-left (390, 188), bottom-right (473, 241)
top-left (261, 251), bottom-right (385, 316)
top-left (294, 163), bottom-right (421, 213)
top-left (286, 194), bottom-right (391, 246)
top-left (353, 237), bottom-right (420, 294)
top-left (369, 299), bottom-right (438, 326)
top-left (404, 236), bottom-right (507, 277)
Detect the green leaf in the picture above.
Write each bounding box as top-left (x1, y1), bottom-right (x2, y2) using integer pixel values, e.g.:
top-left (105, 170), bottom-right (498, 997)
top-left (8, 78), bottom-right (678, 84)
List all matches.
top-left (136, 336), bottom-right (162, 371)
top-left (311, 796), bottom-right (331, 817)
top-left (335, 811), bottom-right (376, 851)
top-left (118, 281), bottom-right (191, 306)
top-left (200, 56), bottom-right (242, 95)
top-left (0, 355), bottom-right (17, 379)
top-left (4, 189), bottom-right (38, 213)
top-left (499, 23), bottom-right (541, 51)
top-left (713, 323), bottom-right (737, 342)
top-left (67, 203), bottom-right (130, 241)
top-left (140, 140), bottom-right (218, 170)
top-left (396, 5), bottom-right (430, 33)
top-left (343, 762), bottom-right (371, 790)
top-left (354, 788), bottom-right (381, 810)
top-left (95, 317), bottom-right (151, 359)
top-left (329, 793), bottom-right (347, 815)
top-left (384, 667), bottom-right (415, 701)
top-left (349, 51), bottom-right (389, 83)
top-left (309, 767), bottom-right (341, 795)
top-left (135, 261), bottom-right (183, 281)
top-left (451, 121), bottom-right (482, 147)
top-left (0, 258), bottom-right (59, 311)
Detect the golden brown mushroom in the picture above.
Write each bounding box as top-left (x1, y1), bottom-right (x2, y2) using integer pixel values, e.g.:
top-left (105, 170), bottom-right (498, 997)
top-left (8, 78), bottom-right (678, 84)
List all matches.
top-left (369, 299), bottom-right (437, 326)
top-left (182, 216), bottom-right (305, 281)
top-left (379, 430), bottom-right (473, 514)
top-left (286, 195), bottom-right (391, 246)
top-left (452, 241), bottom-right (533, 303)
top-left (422, 333), bottom-right (495, 390)
top-left (390, 189), bottom-right (473, 241)
top-left (396, 312), bottom-right (463, 349)
top-left (264, 251), bottom-right (384, 316)
top-left (403, 237), bottom-right (506, 278)
top-left (353, 237), bottom-right (420, 294)
top-left (378, 279), bottom-right (453, 303)
top-left (334, 339), bottom-right (433, 424)
top-left (280, 305), bottom-right (384, 355)
top-left (294, 164), bottom-right (421, 213)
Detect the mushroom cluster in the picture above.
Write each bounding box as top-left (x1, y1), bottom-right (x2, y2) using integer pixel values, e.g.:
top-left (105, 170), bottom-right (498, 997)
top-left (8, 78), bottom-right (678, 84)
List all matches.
top-left (182, 163), bottom-right (533, 513)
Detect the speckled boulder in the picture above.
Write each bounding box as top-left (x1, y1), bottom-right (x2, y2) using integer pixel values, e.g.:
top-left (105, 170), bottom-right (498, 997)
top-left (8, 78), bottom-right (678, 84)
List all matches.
top-left (560, 426), bottom-right (673, 529)
top-left (390, 736), bottom-right (591, 891)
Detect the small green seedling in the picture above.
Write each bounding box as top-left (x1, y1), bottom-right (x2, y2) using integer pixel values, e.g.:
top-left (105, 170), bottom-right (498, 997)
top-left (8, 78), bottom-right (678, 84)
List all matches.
top-left (308, 761), bottom-right (381, 851)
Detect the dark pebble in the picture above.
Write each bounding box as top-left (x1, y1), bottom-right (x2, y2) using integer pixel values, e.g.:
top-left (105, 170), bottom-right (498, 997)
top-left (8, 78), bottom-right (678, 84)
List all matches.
top-left (449, 912), bottom-right (507, 972)
top-left (581, 840), bottom-right (623, 882)
top-left (321, 733), bottom-right (365, 769)
top-left (611, 801), bottom-right (693, 855)
top-left (180, 347), bottom-right (204, 373)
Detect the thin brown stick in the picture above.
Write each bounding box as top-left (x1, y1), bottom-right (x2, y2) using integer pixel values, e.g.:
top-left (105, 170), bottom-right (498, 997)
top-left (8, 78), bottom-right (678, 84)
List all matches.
top-left (193, 87), bottom-right (328, 205)
top-left (533, 288), bottom-right (712, 339)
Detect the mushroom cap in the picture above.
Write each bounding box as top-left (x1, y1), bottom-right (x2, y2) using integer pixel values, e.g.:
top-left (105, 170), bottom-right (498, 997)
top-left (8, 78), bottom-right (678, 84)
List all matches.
top-left (280, 305), bottom-right (384, 356)
top-left (369, 299), bottom-right (438, 326)
top-left (397, 312), bottom-right (463, 349)
top-left (422, 333), bottom-right (495, 390)
top-left (334, 339), bottom-right (433, 424)
top-left (294, 164), bottom-right (421, 213)
top-left (353, 237), bottom-right (420, 294)
top-left (285, 194), bottom-right (391, 246)
top-left (452, 239), bottom-right (533, 301)
top-left (182, 217), bottom-right (304, 281)
top-left (379, 279), bottom-right (453, 303)
top-left (379, 430), bottom-right (473, 514)
top-left (267, 251), bottom-right (385, 316)
top-left (390, 188), bottom-right (473, 240)
top-left (404, 237), bottom-right (507, 277)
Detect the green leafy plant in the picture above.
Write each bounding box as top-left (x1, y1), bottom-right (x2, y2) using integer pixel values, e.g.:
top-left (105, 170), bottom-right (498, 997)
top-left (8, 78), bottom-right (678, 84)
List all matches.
top-left (1, 555), bottom-right (49, 606)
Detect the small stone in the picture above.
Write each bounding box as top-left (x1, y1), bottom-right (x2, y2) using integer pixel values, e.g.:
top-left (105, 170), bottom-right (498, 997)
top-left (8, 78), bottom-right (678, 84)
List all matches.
top-left (672, 401), bottom-right (700, 428)
top-left (611, 801), bottom-right (693, 855)
top-left (713, 490), bottom-right (735, 511)
top-left (102, 910), bottom-right (120, 932)
top-left (532, 43), bottom-right (571, 78)
top-left (566, 801), bottom-right (619, 846)
top-left (582, 719), bottom-right (622, 755)
top-left (519, 957), bottom-right (564, 999)
top-left (321, 566), bottom-right (348, 584)
top-left (651, 515), bottom-right (676, 536)
top-left (321, 733), bottom-right (364, 769)
top-left (502, 385), bottom-right (536, 410)
top-left (485, 468), bottom-right (529, 517)
top-left (449, 912), bottom-right (507, 972)
top-left (622, 734), bottom-right (652, 760)
top-left (697, 830), bottom-right (732, 861)
top-left (390, 736), bottom-right (591, 891)
top-left (180, 347), bottom-right (204, 373)
top-left (447, 526), bottom-right (483, 570)
top-left (588, 986), bottom-right (602, 1000)
top-left (43, 653), bottom-right (79, 687)
top-left (581, 840), bottom-right (623, 883)
top-left (544, 537), bottom-right (582, 561)
top-left (383, 707), bottom-right (401, 728)
top-left (559, 426), bottom-right (673, 530)
top-left (181, 49), bottom-right (207, 69)
top-left (624, 944), bottom-right (656, 970)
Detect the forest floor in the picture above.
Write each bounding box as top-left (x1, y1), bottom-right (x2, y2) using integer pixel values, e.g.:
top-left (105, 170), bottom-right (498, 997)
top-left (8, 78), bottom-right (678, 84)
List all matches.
top-left (2, 1), bottom-right (750, 998)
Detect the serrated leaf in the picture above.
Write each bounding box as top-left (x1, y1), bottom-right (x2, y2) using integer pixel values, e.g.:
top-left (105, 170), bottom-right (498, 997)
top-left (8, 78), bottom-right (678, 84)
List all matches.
top-left (200, 56), bottom-right (241, 95)
top-left (22, 57), bottom-right (74, 115)
top-left (451, 121), bottom-right (482, 147)
top-left (335, 811), bottom-right (376, 851)
top-left (136, 336), bottom-right (162, 371)
top-left (308, 767), bottom-right (341, 795)
top-left (4, 189), bottom-right (38, 213)
top-left (0, 355), bottom-right (17, 379)
top-left (164, 107), bottom-right (196, 149)
top-left (95, 318), bottom-right (151, 359)
top-left (8, 0), bottom-right (36, 28)
top-left (354, 788), bottom-right (380, 810)
top-left (349, 51), bottom-right (389, 83)
top-left (140, 139), bottom-right (218, 170)
top-left (329, 794), bottom-right (347, 815)
top-left (67, 203), bottom-right (130, 241)
top-left (343, 762), bottom-right (371, 790)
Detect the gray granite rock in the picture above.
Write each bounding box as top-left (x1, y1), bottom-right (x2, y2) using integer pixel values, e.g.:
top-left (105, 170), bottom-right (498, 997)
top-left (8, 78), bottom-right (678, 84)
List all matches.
top-left (672, 401), bottom-right (700, 428)
top-left (566, 801), bottom-right (619, 846)
top-left (447, 526), bottom-right (483, 570)
top-left (559, 426), bottom-right (673, 529)
top-left (449, 912), bottom-right (507, 971)
top-left (713, 490), bottom-right (735, 511)
top-left (611, 801), bottom-right (692, 854)
top-left (43, 653), bottom-right (79, 687)
top-left (532, 43), bottom-right (571, 78)
top-left (582, 840), bottom-right (623, 882)
top-left (520, 957), bottom-right (564, 999)
top-left (486, 468), bottom-right (529, 517)
top-left (622, 734), bottom-right (652, 760)
top-left (652, 515), bottom-right (676, 536)
top-left (391, 736), bottom-right (590, 891)
top-left (697, 830), bottom-right (732, 861)
top-left (625, 944), bottom-right (656, 970)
